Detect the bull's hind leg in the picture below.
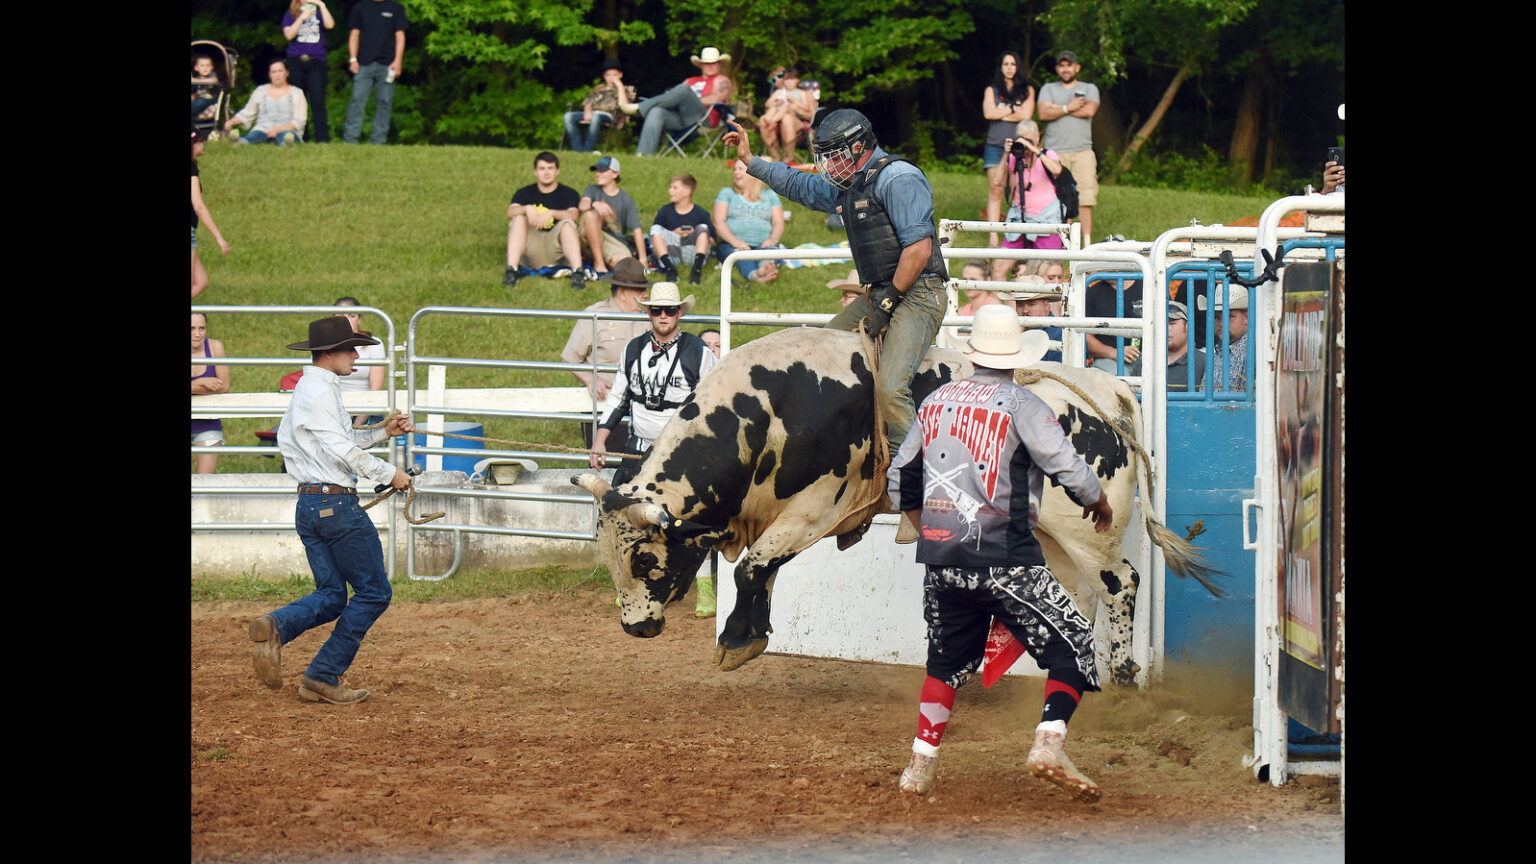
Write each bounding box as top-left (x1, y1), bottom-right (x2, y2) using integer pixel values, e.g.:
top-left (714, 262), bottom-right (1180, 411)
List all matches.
top-left (715, 554), bottom-right (793, 671)
top-left (1096, 560), bottom-right (1140, 687)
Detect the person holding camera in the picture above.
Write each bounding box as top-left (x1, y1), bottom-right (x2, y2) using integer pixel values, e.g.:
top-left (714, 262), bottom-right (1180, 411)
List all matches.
top-left (589, 281), bottom-right (717, 487)
top-left (990, 120), bottom-right (1066, 279)
top-left (281, 1), bottom-right (335, 142)
top-left (1037, 51), bottom-right (1099, 243)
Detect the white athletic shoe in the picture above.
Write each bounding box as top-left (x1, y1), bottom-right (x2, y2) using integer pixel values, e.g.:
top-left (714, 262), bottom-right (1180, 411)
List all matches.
top-left (899, 750), bottom-right (939, 794)
top-left (1027, 727), bottom-right (1101, 803)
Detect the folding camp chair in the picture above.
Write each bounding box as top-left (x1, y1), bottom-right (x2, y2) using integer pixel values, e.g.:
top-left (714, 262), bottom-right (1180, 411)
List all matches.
top-left (661, 103), bottom-right (736, 158)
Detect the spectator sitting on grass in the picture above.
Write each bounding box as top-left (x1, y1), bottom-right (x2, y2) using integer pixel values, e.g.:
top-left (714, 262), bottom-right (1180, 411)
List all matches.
top-left (649, 173), bottom-right (714, 286)
top-left (712, 158), bottom-right (785, 284)
top-left (505, 151), bottom-right (586, 291)
top-left (580, 156), bottom-right (649, 278)
top-left (225, 59), bottom-right (308, 146)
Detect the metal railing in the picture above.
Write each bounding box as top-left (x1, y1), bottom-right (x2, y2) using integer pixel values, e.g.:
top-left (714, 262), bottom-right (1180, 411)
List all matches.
top-left (190, 304), bottom-right (402, 576)
top-left (400, 305), bottom-right (722, 581)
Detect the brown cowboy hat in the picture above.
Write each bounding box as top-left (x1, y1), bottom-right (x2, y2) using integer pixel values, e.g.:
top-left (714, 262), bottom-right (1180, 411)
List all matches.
top-left (285, 316), bottom-right (381, 351)
top-left (597, 257), bottom-right (651, 289)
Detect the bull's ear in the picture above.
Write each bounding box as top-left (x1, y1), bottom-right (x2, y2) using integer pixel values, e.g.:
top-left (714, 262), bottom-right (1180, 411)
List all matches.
top-left (663, 518), bottom-right (717, 542)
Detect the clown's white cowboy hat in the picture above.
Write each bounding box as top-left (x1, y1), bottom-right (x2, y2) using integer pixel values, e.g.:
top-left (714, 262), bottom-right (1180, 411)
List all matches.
top-left (691, 47), bottom-right (731, 67)
top-left (960, 305), bottom-right (1050, 369)
top-left (636, 281), bottom-right (696, 317)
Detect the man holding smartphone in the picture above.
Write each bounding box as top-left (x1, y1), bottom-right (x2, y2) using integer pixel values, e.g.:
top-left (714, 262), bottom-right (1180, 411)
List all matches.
top-left (1038, 51), bottom-right (1100, 243)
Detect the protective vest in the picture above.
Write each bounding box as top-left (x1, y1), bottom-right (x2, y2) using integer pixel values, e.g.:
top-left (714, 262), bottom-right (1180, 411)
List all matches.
top-left (840, 157), bottom-right (948, 288)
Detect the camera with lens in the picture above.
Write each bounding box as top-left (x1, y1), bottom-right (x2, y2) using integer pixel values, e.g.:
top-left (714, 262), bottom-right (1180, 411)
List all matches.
top-left (1010, 140), bottom-right (1029, 156)
top-left (644, 393), bottom-right (666, 411)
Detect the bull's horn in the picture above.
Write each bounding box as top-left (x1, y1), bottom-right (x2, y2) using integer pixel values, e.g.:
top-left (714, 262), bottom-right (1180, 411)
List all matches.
top-left (624, 502), bottom-right (673, 531)
top-left (572, 473), bottom-right (613, 500)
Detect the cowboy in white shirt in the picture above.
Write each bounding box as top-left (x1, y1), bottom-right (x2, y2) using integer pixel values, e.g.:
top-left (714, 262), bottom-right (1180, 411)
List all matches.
top-left (248, 317), bottom-right (416, 705)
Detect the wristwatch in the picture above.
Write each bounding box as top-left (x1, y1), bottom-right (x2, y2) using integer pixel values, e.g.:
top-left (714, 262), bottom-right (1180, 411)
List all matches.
top-left (349, 57), bottom-right (358, 63)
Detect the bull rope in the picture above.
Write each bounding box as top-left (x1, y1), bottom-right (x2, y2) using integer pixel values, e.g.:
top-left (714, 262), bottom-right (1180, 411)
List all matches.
top-left (360, 481), bottom-right (446, 524)
top-left (1013, 368), bottom-right (1156, 496)
top-left (361, 413), bottom-right (641, 461)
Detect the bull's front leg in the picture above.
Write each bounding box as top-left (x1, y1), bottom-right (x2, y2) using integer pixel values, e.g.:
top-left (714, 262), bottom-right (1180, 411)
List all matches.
top-left (715, 553), bottom-right (795, 671)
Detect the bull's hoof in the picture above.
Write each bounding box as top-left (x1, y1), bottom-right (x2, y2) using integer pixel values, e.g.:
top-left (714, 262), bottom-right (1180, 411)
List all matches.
top-left (714, 638), bottom-right (769, 671)
top-left (1108, 660), bottom-right (1142, 688)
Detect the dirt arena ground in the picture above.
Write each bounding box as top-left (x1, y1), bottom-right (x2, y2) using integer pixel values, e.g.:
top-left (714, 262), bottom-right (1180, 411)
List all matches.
top-left (191, 589), bottom-right (1344, 863)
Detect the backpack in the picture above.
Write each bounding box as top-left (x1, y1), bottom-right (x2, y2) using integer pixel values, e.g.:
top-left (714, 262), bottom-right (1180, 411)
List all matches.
top-left (1011, 153), bottom-right (1080, 222)
top-left (1049, 164), bottom-right (1080, 221)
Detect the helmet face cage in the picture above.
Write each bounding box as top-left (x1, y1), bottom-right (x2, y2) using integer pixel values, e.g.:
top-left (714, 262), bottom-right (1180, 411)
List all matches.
top-left (814, 140), bottom-right (859, 189)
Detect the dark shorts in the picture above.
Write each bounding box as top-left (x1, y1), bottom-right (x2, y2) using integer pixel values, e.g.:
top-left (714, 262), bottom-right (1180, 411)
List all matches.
top-left (922, 564), bottom-right (1100, 691)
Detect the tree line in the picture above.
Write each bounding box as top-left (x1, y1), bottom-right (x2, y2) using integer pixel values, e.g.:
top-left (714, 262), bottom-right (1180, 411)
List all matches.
top-left (191, 0), bottom-right (1342, 192)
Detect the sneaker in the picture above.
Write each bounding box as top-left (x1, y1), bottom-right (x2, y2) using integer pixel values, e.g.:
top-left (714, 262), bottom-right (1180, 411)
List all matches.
top-left (570, 268), bottom-right (587, 291)
top-left (298, 675), bottom-right (370, 705)
top-left (689, 264), bottom-right (704, 285)
top-left (895, 519), bottom-right (919, 544)
top-left (694, 574), bottom-right (716, 618)
top-left (899, 750), bottom-right (939, 794)
top-left (1027, 727), bottom-right (1101, 803)
top-left (659, 255), bottom-right (679, 282)
top-left (552, 267), bottom-right (572, 279)
top-left (249, 615), bottom-right (283, 690)
top-left (503, 266), bottom-right (521, 287)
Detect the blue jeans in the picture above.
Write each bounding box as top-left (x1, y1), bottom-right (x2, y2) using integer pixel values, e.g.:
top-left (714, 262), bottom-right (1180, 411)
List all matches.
top-left (634, 83), bottom-right (708, 155)
top-left (564, 110), bottom-right (614, 152)
top-left (267, 493), bottom-right (392, 686)
top-left (825, 272), bottom-right (947, 455)
top-left (237, 129), bottom-right (300, 146)
top-left (714, 241), bottom-right (784, 280)
top-left (344, 62), bottom-right (396, 144)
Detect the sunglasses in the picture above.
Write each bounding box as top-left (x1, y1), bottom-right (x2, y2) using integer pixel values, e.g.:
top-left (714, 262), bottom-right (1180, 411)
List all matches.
top-left (647, 306), bottom-right (681, 316)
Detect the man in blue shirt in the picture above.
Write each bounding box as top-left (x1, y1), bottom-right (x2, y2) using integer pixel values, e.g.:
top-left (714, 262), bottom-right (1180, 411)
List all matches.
top-left (721, 111), bottom-right (948, 469)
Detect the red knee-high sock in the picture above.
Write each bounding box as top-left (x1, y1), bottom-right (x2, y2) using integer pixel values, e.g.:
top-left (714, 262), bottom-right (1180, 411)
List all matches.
top-left (1042, 678), bottom-right (1083, 725)
top-left (914, 675), bottom-right (957, 754)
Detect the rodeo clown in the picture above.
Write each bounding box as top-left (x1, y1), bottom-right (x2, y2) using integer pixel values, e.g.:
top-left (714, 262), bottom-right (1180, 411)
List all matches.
top-left (721, 110), bottom-right (947, 544)
top-left (887, 304), bottom-right (1114, 803)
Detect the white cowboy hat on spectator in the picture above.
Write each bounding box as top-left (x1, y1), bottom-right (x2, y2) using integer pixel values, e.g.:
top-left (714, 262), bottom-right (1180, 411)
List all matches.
top-left (1011, 274), bottom-right (1057, 302)
top-left (960, 305), bottom-right (1050, 369)
top-left (1195, 285), bottom-right (1248, 311)
top-left (826, 268), bottom-right (862, 291)
top-left (691, 47), bottom-right (731, 67)
top-left (636, 281), bottom-right (696, 317)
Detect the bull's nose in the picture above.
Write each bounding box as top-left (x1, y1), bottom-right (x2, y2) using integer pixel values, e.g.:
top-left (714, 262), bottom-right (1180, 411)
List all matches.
top-left (622, 617), bottom-right (665, 638)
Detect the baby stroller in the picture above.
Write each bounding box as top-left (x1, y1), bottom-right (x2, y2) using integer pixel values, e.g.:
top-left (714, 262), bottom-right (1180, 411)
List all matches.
top-left (191, 39), bottom-right (239, 141)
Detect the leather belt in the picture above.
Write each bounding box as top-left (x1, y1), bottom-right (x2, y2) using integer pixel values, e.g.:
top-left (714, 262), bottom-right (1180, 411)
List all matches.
top-left (295, 54), bottom-right (315, 62)
top-left (298, 484), bottom-right (356, 496)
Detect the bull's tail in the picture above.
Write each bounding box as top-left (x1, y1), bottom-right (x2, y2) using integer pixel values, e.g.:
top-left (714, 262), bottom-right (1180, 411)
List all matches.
top-left (1144, 518), bottom-right (1227, 598)
top-left (1119, 395), bottom-right (1228, 600)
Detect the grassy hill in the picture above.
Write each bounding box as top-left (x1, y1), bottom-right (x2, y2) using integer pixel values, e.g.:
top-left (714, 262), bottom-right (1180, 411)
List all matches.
top-left (194, 142), bottom-right (1281, 473)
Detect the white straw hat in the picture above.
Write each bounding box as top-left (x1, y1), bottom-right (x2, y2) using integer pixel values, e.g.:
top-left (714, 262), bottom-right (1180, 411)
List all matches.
top-left (691, 47), bottom-right (731, 67)
top-left (960, 305), bottom-right (1050, 369)
top-left (1011, 274), bottom-right (1056, 302)
top-left (636, 281), bottom-right (696, 316)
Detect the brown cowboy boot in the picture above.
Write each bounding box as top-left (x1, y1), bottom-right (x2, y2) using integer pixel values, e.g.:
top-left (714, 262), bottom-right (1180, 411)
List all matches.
top-left (1027, 726), bottom-right (1101, 803)
top-left (248, 615), bottom-right (282, 690)
top-left (298, 675), bottom-right (370, 705)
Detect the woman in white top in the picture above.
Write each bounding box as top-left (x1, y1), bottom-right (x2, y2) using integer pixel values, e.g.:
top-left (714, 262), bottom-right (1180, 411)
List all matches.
top-left (225, 59), bottom-right (309, 146)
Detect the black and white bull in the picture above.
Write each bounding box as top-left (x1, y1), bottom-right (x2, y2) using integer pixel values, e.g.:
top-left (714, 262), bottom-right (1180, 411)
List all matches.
top-left (572, 327), bottom-right (1222, 685)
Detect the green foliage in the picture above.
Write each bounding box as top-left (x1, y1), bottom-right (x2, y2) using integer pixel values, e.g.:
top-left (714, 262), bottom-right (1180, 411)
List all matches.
top-left (1107, 142), bottom-right (1302, 197)
top-left (1043, 0), bottom-right (1257, 83)
top-left (399, 0), bottom-right (654, 146)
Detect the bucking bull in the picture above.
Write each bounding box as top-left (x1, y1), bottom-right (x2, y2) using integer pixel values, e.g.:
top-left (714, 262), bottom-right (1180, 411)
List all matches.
top-left (573, 327), bottom-right (1224, 686)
